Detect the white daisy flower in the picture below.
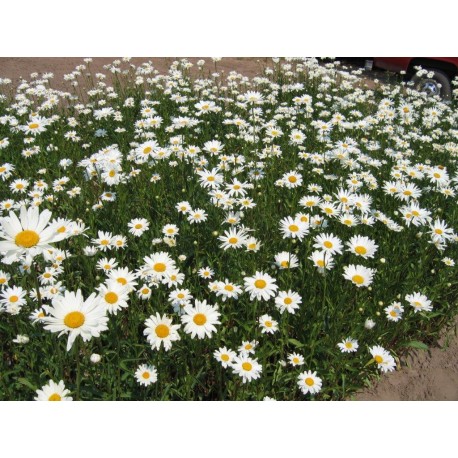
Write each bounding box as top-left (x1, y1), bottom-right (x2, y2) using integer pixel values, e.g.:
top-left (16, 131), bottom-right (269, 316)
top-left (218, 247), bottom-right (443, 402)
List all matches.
top-left (35, 380), bottom-right (72, 401)
top-left (43, 290), bottom-right (109, 351)
top-left (181, 300), bottom-right (221, 339)
top-left (369, 345), bottom-right (396, 373)
top-left (144, 313), bottom-right (181, 351)
top-left (231, 355), bottom-right (263, 383)
top-left (97, 280), bottom-right (130, 315)
top-left (274, 290), bottom-right (302, 314)
top-left (128, 218), bottom-right (150, 237)
top-left (337, 337), bottom-right (359, 353)
top-left (343, 264), bottom-right (376, 287)
top-left (346, 235), bottom-right (378, 259)
top-left (297, 370), bottom-right (322, 395)
top-left (384, 302), bottom-right (404, 322)
top-left (244, 271), bottom-right (278, 301)
top-left (135, 364), bottom-right (158, 386)
top-left (214, 347), bottom-right (237, 368)
top-left (288, 353), bottom-right (305, 366)
top-left (0, 206), bottom-right (74, 259)
top-left (405, 292), bottom-right (433, 313)
top-left (313, 233), bottom-right (343, 255)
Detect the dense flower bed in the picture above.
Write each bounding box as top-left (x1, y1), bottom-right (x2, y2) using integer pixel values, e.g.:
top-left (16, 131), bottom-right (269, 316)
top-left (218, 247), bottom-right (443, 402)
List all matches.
top-left (1, 58), bottom-right (457, 400)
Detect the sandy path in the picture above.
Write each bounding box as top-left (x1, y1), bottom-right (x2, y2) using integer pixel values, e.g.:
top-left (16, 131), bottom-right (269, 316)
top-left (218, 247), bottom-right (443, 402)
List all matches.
top-left (0, 57), bottom-right (266, 88)
top-left (1, 57), bottom-right (457, 401)
top-left (352, 318), bottom-right (458, 400)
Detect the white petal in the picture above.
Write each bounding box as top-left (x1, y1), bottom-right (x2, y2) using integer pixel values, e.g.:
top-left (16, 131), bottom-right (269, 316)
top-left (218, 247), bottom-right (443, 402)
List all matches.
top-left (35, 209), bottom-right (52, 233)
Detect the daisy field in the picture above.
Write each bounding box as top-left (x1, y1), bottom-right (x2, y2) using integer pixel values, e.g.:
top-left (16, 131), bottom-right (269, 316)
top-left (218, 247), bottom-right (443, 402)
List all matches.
top-left (1, 57), bottom-right (458, 401)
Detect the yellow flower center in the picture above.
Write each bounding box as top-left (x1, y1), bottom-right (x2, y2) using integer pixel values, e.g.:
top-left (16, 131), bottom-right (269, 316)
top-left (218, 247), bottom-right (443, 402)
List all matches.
top-left (242, 362), bottom-right (252, 371)
top-left (288, 176), bottom-right (297, 183)
top-left (167, 228), bottom-right (174, 234)
top-left (105, 292), bottom-right (118, 304)
top-left (245, 344), bottom-right (252, 350)
top-left (352, 275), bottom-right (364, 285)
top-left (0, 167), bottom-right (6, 173)
top-left (224, 285), bottom-right (234, 292)
top-left (143, 146), bottom-right (152, 154)
top-left (117, 278), bottom-right (127, 285)
top-left (317, 260), bottom-right (325, 267)
top-left (141, 288), bottom-right (150, 294)
top-left (413, 301), bottom-right (422, 308)
top-left (9, 295), bottom-right (19, 303)
top-left (390, 311), bottom-right (398, 317)
top-left (284, 297), bottom-right (293, 305)
top-left (435, 229), bottom-right (443, 235)
top-left (280, 260), bottom-right (289, 268)
top-left (48, 393), bottom-right (62, 401)
top-left (38, 312), bottom-right (45, 318)
top-left (254, 279), bottom-right (267, 289)
top-left (293, 357), bottom-right (299, 364)
top-left (265, 320), bottom-right (273, 327)
top-left (134, 224), bottom-right (142, 229)
top-left (154, 262), bottom-right (166, 272)
top-left (109, 170), bottom-right (116, 177)
top-left (289, 224), bottom-right (299, 232)
top-left (64, 311), bottom-right (85, 329)
top-left (306, 201), bottom-right (314, 207)
top-left (207, 176), bottom-right (215, 181)
top-left (142, 372), bottom-right (150, 379)
top-left (305, 377), bottom-right (314, 386)
top-left (29, 123), bottom-right (39, 129)
top-left (374, 355), bottom-right (383, 364)
top-left (155, 324), bottom-right (170, 338)
top-left (221, 354), bottom-right (230, 362)
top-left (345, 342), bottom-right (353, 348)
top-left (323, 241), bottom-right (333, 249)
top-left (193, 313), bottom-right (207, 326)
top-left (228, 237), bottom-right (238, 244)
top-left (355, 246), bottom-right (367, 255)
top-left (100, 240), bottom-right (109, 245)
top-left (15, 230), bottom-right (40, 248)
top-left (324, 208), bottom-right (333, 214)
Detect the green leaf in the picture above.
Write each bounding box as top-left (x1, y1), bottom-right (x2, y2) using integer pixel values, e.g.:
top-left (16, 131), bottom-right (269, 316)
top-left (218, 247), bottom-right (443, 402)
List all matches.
top-left (402, 341), bottom-right (429, 350)
top-left (17, 377), bottom-right (37, 391)
top-left (288, 338), bottom-right (305, 348)
top-left (364, 358), bottom-right (375, 367)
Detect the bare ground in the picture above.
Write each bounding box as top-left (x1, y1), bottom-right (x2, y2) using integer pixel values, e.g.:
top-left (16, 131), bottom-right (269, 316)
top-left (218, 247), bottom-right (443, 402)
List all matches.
top-left (351, 318), bottom-right (458, 401)
top-left (1, 57), bottom-right (457, 401)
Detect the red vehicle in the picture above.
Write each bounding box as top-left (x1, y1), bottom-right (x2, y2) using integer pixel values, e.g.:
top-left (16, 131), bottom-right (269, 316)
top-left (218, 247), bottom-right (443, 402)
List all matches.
top-left (372, 57), bottom-right (458, 100)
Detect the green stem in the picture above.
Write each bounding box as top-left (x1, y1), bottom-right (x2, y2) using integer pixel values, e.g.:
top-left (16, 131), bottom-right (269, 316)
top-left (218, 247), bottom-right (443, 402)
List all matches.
top-left (75, 338), bottom-right (81, 400)
top-left (32, 262), bottom-right (42, 308)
